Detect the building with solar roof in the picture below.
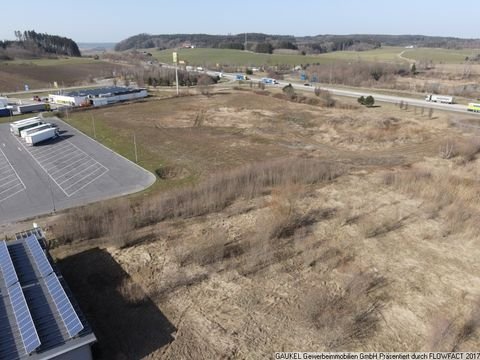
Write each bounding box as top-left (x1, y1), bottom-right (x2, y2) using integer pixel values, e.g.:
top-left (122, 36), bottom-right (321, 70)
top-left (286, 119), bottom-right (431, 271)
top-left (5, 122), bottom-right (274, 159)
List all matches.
top-left (0, 228), bottom-right (96, 360)
top-left (49, 86), bottom-right (148, 107)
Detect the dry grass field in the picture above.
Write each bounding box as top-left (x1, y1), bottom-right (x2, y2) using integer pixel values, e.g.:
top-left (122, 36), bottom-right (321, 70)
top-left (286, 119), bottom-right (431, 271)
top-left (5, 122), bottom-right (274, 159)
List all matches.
top-left (0, 60), bottom-right (122, 92)
top-left (9, 87), bottom-right (480, 358)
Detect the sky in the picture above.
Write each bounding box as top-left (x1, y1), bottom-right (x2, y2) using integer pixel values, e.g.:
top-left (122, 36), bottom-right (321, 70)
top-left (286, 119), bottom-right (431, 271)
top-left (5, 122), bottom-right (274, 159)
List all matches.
top-left (0, 0), bottom-right (478, 42)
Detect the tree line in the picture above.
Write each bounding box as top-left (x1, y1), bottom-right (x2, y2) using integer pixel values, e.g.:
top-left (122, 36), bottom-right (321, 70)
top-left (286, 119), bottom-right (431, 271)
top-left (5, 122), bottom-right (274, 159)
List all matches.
top-left (114, 32), bottom-right (480, 54)
top-left (0, 30), bottom-right (81, 59)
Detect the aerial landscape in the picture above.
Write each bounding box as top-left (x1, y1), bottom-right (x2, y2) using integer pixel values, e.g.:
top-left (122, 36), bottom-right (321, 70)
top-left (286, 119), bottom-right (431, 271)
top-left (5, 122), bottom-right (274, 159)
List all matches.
top-left (1, 1), bottom-right (480, 359)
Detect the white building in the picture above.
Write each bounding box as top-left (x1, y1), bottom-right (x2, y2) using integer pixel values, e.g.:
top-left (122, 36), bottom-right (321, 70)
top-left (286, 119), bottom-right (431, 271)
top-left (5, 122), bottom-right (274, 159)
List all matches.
top-left (49, 87), bottom-right (148, 107)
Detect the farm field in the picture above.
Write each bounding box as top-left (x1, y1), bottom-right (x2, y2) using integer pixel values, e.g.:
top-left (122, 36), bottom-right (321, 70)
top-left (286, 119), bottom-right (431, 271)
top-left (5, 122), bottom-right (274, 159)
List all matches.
top-left (152, 47), bottom-right (339, 67)
top-left (20, 87), bottom-right (480, 358)
top-left (0, 58), bottom-right (123, 92)
top-left (151, 46), bottom-right (480, 67)
top-left (402, 47), bottom-right (480, 63)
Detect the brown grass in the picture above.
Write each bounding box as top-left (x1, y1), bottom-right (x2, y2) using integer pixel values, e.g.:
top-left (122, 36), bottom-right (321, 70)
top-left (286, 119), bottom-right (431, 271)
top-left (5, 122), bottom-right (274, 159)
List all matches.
top-left (313, 272), bottom-right (389, 349)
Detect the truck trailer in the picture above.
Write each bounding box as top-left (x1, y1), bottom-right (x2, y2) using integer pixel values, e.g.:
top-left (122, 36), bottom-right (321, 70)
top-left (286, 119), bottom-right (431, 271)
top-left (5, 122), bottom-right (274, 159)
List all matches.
top-left (16, 103), bottom-right (46, 114)
top-left (20, 123), bottom-right (55, 138)
top-left (25, 127), bottom-right (58, 146)
top-left (10, 118), bottom-right (44, 136)
top-left (0, 107), bottom-right (12, 117)
top-left (425, 94), bottom-right (454, 104)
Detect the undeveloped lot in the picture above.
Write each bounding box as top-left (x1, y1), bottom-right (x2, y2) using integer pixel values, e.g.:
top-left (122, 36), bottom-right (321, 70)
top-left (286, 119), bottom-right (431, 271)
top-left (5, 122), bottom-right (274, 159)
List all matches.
top-left (0, 61), bottom-right (123, 92)
top-left (20, 89), bottom-right (480, 357)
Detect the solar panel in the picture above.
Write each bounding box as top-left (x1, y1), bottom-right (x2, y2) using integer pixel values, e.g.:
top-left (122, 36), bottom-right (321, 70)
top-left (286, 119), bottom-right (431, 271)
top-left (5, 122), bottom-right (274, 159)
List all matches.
top-left (45, 273), bottom-right (84, 338)
top-left (8, 282), bottom-right (41, 354)
top-left (25, 235), bottom-right (53, 278)
top-left (0, 241), bottom-right (18, 287)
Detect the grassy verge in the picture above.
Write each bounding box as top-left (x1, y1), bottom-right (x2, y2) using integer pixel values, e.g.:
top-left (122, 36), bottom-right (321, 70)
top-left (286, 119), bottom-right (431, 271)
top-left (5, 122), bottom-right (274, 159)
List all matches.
top-left (61, 109), bottom-right (197, 194)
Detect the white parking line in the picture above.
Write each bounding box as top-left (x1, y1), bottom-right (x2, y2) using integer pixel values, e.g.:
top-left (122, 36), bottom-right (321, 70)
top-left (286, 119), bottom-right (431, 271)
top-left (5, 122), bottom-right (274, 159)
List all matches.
top-left (43, 151), bottom-right (86, 168)
top-left (35, 145), bottom-right (74, 161)
top-left (15, 136), bottom-right (108, 197)
top-left (58, 162), bottom-right (99, 185)
top-left (63, 166), bottom-right (107, 193)
top-left (0, 148), bottom-right (26, 203)
top-left (49, 156), bottom-right (91, 177)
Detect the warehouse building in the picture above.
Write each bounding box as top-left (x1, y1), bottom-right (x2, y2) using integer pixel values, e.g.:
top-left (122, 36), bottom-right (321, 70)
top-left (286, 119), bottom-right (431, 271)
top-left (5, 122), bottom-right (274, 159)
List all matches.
top-left (0, 228), bottom-right (96, 360)
top-left (49, 86), bottom-right (148, 107)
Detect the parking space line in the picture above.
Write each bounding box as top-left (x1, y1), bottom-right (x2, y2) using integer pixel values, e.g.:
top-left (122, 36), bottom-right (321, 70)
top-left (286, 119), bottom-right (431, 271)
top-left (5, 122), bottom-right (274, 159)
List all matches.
top-left (0, 148), bottom-right (26, 203)
top-left (42, 150), bottom-right (82, 167)
top-left (43, 151), bottom-right (87, 168)
top-left (0, 174), bottom-right (15, 182)
top-left (63, 166), bottom-right (108, 194)
top-left (31, 142), bottom-right (72, 156)
top-left (0, 181), bottom-right (22, 195)
top-left (15, 136), bottom-right (109, 197)
top-left (35, 145), bottom-right (74, 161)
top-left (58, 162), bottom-right (100, 185)
top-left (48, 156), bottom-right (92, 177)
top-left (0, 177), bottom-right (18, 188)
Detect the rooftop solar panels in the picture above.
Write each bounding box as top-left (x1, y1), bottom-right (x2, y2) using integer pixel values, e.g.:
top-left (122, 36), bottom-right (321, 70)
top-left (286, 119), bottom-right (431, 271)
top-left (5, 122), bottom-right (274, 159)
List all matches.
top-left (0, 240), bottom-right (18, 287)
top-left (45, 272), bottom-right (84, 338)
top-left (8, 282), bottom-right (41, 354)
top-left (25, 235), bottom-right (53, 278)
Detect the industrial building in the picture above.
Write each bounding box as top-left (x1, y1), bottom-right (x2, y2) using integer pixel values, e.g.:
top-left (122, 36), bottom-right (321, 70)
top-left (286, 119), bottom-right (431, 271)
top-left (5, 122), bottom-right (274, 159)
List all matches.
top-left (49, 86), bottom-right (148, 107)
top-left (0, 228), bottom-right (96, 360)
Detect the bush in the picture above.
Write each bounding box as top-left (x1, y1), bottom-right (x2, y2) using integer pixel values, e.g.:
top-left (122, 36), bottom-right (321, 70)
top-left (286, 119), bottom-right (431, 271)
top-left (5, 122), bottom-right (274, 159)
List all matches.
top-left (358, 95), bottom-right (374, 107)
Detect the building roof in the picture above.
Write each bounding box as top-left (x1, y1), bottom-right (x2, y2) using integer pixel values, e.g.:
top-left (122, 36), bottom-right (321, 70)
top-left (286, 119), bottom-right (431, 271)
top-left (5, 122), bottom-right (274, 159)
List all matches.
top-left (64, 86), bottom-right (145, 98)
top-left (0, 228), bottom-right (96, 360)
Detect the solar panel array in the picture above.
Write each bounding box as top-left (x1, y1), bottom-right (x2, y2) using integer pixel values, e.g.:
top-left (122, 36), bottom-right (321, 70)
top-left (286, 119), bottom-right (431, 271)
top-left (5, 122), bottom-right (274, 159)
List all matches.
top-left (25, 234), bottom-right (84, 338)
top-left (25, 235), bottom-right (54, 278)
top-left (45, 272), bottom-right (84, 338)
top-left (8, 282), bottom-right (42, 354)
top-left (0, 240), bottom-right (18, 287)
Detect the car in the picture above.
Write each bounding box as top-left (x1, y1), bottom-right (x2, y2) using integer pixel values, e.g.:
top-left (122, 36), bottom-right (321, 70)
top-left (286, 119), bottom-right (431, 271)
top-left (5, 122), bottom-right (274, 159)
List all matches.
top-left (304, 83), bottom-right (311, 86)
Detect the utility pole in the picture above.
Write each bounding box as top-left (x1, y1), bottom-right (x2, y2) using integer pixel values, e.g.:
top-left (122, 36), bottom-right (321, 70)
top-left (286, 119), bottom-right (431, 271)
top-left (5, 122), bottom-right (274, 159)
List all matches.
top-left (173, 51), bottom-right (179, 95)
top-left (91, 115), bottom-right (96, 139)
top-left (133, 133), bottom-right (138, 163)
top-left (244, 33), bottom-right (247, 51)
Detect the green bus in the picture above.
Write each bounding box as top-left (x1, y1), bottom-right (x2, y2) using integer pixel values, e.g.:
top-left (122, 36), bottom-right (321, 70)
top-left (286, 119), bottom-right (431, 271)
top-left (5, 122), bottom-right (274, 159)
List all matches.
top-left (467, 103), bottom-right (480, 112)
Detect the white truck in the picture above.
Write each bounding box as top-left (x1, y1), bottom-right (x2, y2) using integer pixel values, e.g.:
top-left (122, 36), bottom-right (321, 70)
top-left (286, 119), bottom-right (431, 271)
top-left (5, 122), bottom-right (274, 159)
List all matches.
top-left (10, 118), bottom-right (44, 136)
top-left (425, 94), bottom-right (454, 104)
top-left (25, 127), bottom-right (59, 146)
top-left (16, 103), bottom-right (46, 114)
top-left (20, 123), bottom-right (55, 138)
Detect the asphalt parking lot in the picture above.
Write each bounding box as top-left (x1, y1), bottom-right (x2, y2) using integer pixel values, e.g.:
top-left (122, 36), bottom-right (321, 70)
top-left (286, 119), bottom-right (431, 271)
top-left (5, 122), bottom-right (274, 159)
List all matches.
top-left (0, 116), bottom-right (156, 225)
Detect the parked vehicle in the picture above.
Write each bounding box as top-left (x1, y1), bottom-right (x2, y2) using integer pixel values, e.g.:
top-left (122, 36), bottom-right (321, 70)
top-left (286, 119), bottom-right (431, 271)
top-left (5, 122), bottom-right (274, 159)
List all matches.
top-left (20, 123), bottom-right (56, 138)
top-left (10, 118), bottom-right (44, 136)
top-left (16, 103), bottom-right (46, 114)
top-left (0, 107), bottom-right (12, 117)
top-left (467, 103), bottom-right (480, 112)
top-left (425, 94), bottom-right (454, 104)
top-left (25, 127), bottom-right (59, 145)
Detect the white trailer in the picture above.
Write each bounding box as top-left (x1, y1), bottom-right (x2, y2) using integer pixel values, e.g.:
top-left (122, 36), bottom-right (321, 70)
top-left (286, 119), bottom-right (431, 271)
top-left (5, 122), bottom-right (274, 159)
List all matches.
top-left (25, 127), bottom-right (58, 146)
top-left (20, 123), bottom-right (54, 138)
top-left (16, 103), bottom-right (46, 114)
top-left (425, 94), bottom-right (454, 104)
top-left (10, 118), bottom-right (44, 136)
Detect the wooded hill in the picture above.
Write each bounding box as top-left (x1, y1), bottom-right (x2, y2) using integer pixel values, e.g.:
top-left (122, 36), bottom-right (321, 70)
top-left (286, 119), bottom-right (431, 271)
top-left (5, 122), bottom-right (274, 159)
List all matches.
top-left (0, 30), bottom-right (81, 60)
top-left (115, 33), bottom-right (480, 54)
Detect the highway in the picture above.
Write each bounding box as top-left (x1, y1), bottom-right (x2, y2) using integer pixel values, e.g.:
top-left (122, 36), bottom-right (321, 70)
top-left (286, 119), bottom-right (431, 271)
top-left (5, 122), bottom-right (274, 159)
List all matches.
top-left (209, 71), bottom-right (478, 116)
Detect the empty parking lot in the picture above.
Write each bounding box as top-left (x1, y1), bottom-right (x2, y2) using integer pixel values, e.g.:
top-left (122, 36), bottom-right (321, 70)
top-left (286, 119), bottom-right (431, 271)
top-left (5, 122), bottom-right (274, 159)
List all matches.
top-left (0, 117), bottom-right (155, 225)
top-left (0, 148), bottom-right (26, 203)
top-left (19, 137), bottom-right (109, 197)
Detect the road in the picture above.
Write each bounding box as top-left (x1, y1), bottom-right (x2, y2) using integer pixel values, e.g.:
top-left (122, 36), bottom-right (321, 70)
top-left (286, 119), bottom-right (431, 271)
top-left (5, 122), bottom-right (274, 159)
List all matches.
top-left (206, 70), bottom-right (478, 116)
